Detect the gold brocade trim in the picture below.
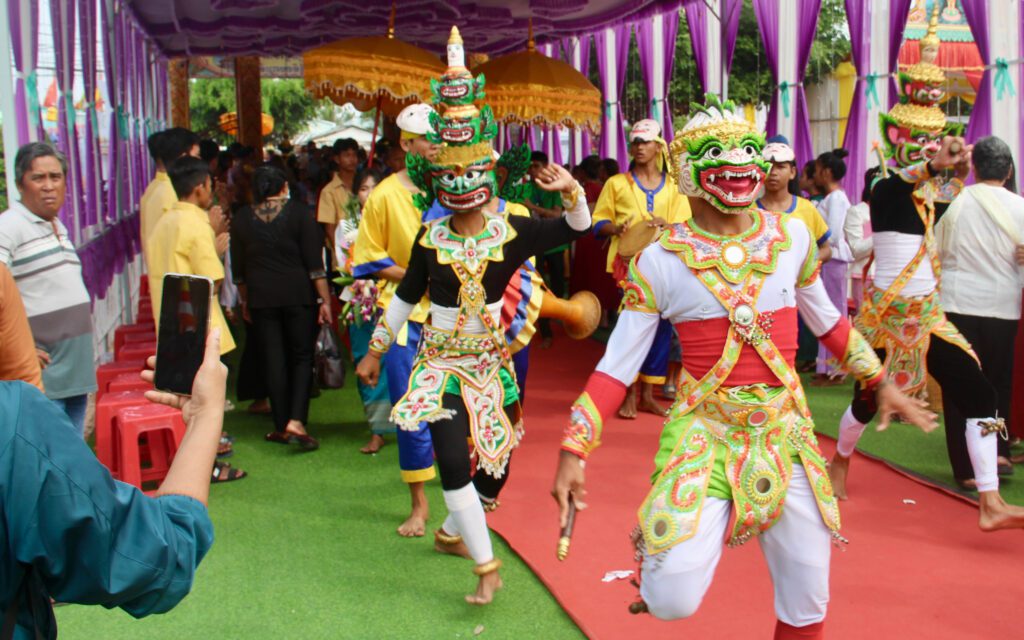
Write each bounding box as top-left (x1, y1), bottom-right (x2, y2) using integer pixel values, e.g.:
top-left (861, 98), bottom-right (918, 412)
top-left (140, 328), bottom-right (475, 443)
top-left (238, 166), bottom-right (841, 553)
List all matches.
top-left (304, 54), bottom-right (440, 105)
top-left (903, 62), bottom-right (946, 86)
top-left (435, 142), bottom-right (495, 167)
top-left (670, 119), bottom-right (757, 149)
top-left (485, 84), bottom-right (602, 133)
top-left (888, 102), bottom-right (947, 132)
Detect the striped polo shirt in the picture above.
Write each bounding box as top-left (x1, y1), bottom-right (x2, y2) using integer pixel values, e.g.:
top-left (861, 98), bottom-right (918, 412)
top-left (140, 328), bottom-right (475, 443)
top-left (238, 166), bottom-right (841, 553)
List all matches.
top-left (0, 202), bottom-right (96, 399)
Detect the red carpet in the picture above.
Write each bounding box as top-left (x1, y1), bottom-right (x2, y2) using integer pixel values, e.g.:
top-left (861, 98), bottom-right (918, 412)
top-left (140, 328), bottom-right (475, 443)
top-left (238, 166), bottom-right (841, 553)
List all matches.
top-left (490, 330), bottom-right (1022, 639)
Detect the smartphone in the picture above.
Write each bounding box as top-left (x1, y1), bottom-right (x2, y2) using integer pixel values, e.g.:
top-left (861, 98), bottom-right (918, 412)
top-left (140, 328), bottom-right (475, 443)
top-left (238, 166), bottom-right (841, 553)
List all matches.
top-left (154, 273), bottom-right (212, 395)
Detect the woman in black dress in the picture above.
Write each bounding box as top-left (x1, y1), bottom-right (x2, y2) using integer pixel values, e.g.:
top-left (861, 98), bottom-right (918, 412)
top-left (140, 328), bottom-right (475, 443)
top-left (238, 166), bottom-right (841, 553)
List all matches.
top-left (231, 165), bottom-right (332, 451)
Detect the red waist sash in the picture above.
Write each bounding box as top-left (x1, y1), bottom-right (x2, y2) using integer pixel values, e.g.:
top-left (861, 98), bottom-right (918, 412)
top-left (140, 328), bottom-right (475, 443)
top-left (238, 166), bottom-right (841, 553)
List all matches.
top-left (676, 306), bottom-right (798, 387)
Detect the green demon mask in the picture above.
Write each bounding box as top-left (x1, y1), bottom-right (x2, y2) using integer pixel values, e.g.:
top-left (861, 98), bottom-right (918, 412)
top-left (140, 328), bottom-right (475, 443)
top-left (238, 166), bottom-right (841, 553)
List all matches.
top-left (407, 27), bottom-right (530, 213)
top-left (668, 94), bottom-right (769, 214)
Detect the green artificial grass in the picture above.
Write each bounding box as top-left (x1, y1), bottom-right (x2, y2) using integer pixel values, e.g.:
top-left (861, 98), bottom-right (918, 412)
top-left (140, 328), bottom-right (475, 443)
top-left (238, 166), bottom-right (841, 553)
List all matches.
top-left (802, 373), bottom-right (1024, 506)
top-left (56, 367), bottom-right (584, 640)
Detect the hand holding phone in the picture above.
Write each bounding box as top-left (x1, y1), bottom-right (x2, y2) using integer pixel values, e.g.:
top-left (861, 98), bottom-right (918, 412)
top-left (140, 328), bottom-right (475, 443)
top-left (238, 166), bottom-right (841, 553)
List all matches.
top-left (154, 274), bottom-right (213, 395)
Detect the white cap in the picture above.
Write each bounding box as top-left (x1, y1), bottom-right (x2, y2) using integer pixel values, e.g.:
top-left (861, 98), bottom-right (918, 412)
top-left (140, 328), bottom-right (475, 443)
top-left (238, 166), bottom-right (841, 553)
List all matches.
top-left (397, 103), bottom-right (435, 136)
top-left (762, 142), bottom-right (796, 163)
top-left (630, 119), bottom-right (661, 142)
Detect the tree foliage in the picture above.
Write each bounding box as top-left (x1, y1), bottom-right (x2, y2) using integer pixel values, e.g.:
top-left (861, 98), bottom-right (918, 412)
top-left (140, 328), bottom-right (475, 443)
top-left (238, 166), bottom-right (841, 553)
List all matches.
top-left (189, 78), bottom-right (319, 145)
top-left (608, 0), bottom-right (850, 129)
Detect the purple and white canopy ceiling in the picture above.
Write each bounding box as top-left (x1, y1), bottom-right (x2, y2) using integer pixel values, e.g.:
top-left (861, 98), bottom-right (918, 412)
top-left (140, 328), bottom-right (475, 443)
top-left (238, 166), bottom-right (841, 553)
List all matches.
top-left (126, 0), bottom-right (694, 58)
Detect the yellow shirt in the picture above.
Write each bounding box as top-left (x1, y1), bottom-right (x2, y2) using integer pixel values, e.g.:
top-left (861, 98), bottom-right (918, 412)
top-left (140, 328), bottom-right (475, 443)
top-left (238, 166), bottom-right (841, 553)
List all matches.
top-left (759, 195), bottom-right (831, 246)
top-left (592, 172), bottom-right (691, 272)
top-left (146, 201), bottom-right (236, 355)
top-left (316, 173), bottom-right (352, 225)
top-left (351, 174), bottom-right (430, 322)
top-left (139, 172), bottom-right (177, 269)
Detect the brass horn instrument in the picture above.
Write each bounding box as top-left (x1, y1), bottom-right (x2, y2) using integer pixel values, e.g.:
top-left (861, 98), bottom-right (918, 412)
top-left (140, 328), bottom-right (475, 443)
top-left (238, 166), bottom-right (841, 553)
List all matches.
top-left (538, 289), bottom-right (602, 340)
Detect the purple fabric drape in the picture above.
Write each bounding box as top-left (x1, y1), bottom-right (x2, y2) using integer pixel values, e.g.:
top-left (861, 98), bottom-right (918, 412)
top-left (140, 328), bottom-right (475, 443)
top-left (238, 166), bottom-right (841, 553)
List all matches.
top-left (595, 25), bottom-right (630, 165)
top-left (638, 10), bottom-right (682, 140)
top-left (753, 0), bottom-right (820, 168)
top-left (539, 42), bottom-right (565, 165)
top-left (8, 1), bottom-right (43, 144)
top-left (79, 0), bottom-right (100, 228)
top-left (752, 0), bottom-right (779, 139)
top-left (793, 0), bottom-right (821, 171)
top-left (961, 0), bottom-right (991, 141)
top-left (683, 0), bottom-right (742, 99)
top-left (887, 1), bottom-right (913, 108)
top-left (562, 35), bottom-right (593, 165)
top-left (102, 0), bottom-right (120, 225)
top-left (840, 0), bottom-right (871, 200)
top-left (50, 0), bottom-right (83, 238)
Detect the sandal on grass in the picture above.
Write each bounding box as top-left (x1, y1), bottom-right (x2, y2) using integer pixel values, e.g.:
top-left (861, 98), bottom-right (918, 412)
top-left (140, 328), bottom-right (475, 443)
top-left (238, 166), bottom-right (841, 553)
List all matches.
top-left (212, 461), bottom-right (246, 483)
top-left (265, 431), bottom-right (295, 444)
top-left (286, 431), bottom-right (320, 452)
top-left (217, 441), bottom-right (234, 458)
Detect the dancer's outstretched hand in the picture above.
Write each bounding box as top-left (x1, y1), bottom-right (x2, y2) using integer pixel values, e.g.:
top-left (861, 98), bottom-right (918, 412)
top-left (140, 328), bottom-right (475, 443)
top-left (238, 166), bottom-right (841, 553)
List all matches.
top-left (535, 163), bottom-right (578, 195)
top-left (875, 381), bottom-right (938, 433)
top-left (356, 353), bottom-right (381, 387)
top-left (552, 451), bottom-right (588, 528)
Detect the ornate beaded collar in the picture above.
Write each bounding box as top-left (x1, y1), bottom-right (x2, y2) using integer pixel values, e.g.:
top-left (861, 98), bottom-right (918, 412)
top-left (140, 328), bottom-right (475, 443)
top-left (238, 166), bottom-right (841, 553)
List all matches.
top-left (660, 210), bottom-right (791, 284)
top-left (420, 212), bottom-right (516, 275)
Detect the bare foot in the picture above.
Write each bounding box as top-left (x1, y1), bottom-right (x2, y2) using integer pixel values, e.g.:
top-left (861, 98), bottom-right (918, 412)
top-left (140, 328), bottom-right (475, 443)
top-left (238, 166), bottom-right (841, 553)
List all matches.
top-left (398, 511), bottom-right (427, 537)
top-left (360, 434), bottom-right (385, 454)
top-left (284, 420), bottom-right (308, 437)
top-left (638, 396), bottom-right (669, 417)
top-left (434, 530), bottom-right (472, 559)
top-left (828, 454), bottom-right (851, 501)
top-left (978, 492), bottom-right (1024, 532)
top-left (465, 569), bottom-right (503, 605)
top-left (398, 484), bottom-right (429, 537)
top-left (618, 385), bottom-right (638, 419)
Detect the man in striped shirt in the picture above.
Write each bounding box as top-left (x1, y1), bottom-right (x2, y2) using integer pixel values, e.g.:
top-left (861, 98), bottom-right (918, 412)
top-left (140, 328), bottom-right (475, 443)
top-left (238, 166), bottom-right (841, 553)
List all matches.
top-left (0, 142), bottom-right (96, 436)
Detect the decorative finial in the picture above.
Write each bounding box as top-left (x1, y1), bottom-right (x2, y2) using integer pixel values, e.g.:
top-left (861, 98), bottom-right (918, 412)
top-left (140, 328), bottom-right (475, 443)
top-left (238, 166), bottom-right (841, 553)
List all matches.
top-left (919, 2), bottom-right (941, 63)
top-left (446, 26), bottom-right (468, 74)
top-left (527, 18), bottom-right (536, 53)
top-left (387, 0), bottom-right (396, 38)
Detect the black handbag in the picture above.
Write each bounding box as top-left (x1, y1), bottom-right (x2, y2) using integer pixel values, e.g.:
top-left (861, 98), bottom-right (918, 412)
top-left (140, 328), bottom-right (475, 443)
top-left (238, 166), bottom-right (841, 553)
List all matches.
top-left (314, 324), bottom-right (345, 389)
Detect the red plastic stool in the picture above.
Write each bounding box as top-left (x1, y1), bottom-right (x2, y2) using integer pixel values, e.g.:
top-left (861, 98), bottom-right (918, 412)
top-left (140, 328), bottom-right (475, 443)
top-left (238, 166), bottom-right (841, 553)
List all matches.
top-left (138, 298), bottom-right (153, 321)
top-left (114, 323), bottom-right (155, 353)
top-left (117, 341), bottom-right (156, 362)
top-left (94, 390), bottom-right (150, 476)
top-left (114, 404), bottom-right (186, 490)
top-left (108, 372), bottom-right (152, 394)
top-left (96, 360), bottom-right (146, 400)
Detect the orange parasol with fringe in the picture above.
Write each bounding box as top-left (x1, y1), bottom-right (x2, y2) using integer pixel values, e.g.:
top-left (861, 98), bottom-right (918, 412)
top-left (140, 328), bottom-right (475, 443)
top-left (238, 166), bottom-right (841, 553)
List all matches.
top-left (302, 4), bottom-right (444, 118)
top-left (471, 23), bottom-right (601, 134)
top-left (218, 112), bottom-right (274, 137)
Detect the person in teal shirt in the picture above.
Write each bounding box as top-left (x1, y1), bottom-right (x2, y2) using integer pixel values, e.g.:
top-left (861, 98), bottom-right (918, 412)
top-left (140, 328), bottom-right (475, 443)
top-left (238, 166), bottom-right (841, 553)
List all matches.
top-left (0, 330), bottom-right (228, 638)
top-left (518, 151), bottom-right (565, 348)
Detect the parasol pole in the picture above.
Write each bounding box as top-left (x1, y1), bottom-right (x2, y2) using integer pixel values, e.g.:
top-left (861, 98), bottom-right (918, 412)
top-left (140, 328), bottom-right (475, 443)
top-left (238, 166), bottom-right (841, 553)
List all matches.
top-left (366, 1), bottom-right (397, 169)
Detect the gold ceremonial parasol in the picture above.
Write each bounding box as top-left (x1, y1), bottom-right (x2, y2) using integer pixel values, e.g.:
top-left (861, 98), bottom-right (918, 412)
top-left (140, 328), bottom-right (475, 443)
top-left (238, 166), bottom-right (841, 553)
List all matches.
top-left (218, 112), bottom-right (274, 137)
top-left (471, 23), bottom-right (601, 133)
top-left (302, 4), bottom-right (445, 118)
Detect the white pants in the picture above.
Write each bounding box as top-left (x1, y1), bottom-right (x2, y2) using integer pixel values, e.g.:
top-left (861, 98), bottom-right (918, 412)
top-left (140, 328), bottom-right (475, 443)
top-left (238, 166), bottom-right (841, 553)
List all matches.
top-left (639, 466), bottom-right (832, 626)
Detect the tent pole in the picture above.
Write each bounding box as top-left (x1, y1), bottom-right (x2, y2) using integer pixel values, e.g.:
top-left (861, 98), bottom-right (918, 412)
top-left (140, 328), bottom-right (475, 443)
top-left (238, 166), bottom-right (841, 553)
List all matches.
top-left (366, 94), bottom-right (384, 167)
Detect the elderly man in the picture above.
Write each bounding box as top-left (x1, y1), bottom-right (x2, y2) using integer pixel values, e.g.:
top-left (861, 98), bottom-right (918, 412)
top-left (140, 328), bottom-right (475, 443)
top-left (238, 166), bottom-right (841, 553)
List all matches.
top-left (0, 143), bottom-right (96, 435)
top-left (935, 135), bottom-right (1024, 485)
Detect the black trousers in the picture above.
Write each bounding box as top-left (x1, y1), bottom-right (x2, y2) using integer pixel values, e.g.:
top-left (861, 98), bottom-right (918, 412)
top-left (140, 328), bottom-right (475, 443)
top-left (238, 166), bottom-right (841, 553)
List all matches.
top-left (235, 319), bottom-right (268, 401)
top-left (429, 393), bottom-right (513, 500)
top-left (942, 313), bottom-right (1017, 480)
top-left (251, 304), bottom-right (318, 432)
top-left (538, 250), bottom-right (567, 340)
top-left (850, 335), bottom-right (998, 428)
